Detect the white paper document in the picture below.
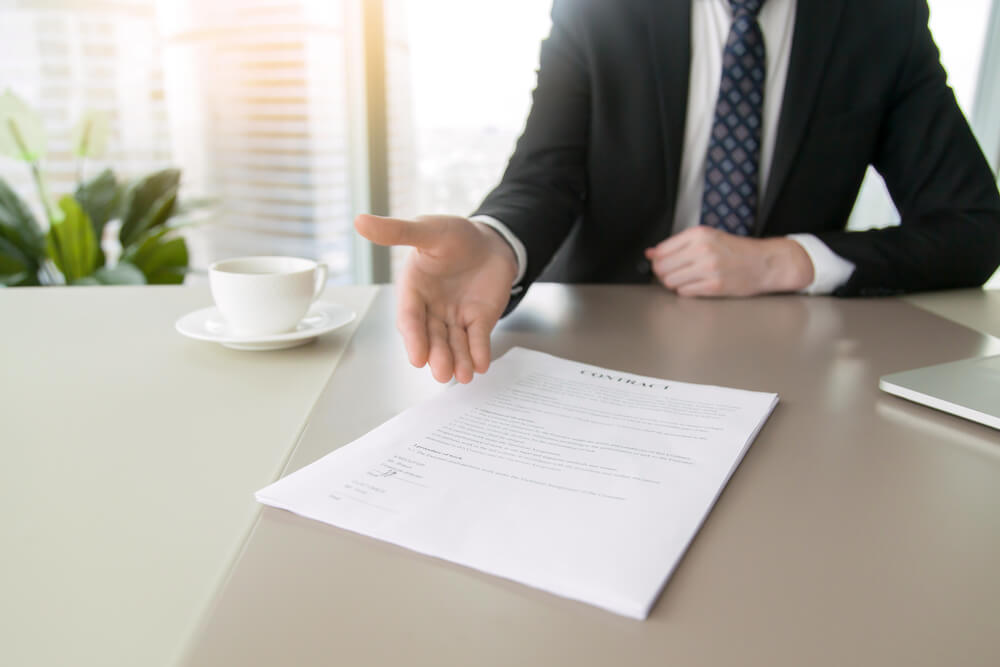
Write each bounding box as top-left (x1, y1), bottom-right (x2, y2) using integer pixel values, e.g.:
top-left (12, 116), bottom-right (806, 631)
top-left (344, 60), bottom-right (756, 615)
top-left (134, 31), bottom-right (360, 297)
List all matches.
top-left (257, 347), bottom-right (778, 619)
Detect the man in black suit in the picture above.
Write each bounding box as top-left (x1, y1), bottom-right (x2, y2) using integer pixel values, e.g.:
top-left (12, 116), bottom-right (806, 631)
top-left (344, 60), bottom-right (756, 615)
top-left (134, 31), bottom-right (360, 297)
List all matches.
top-left (355, 0), bottom-right (1000, 384)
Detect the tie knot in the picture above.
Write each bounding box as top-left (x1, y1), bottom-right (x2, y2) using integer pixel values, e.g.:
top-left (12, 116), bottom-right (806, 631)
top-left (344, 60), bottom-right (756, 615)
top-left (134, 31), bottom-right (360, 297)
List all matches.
top-left (730, 0), bottom-right (764, 17)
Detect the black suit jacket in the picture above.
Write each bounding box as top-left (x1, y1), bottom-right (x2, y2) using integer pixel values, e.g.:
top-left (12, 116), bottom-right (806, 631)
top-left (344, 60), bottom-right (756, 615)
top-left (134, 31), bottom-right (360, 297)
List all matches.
top-left (473, 0), bottom-right (1000, 301)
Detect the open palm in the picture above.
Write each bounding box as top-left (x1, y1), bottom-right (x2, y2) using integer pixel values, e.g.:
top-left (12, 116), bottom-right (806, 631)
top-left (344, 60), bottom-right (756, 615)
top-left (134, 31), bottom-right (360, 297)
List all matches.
top-left (354, 214), bottom-right (517, 383)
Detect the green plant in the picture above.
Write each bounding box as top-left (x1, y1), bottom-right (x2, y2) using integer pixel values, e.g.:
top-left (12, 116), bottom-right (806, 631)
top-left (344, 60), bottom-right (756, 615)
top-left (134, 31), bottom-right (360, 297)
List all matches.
top-left (0, 90), bottom-right (189, 286)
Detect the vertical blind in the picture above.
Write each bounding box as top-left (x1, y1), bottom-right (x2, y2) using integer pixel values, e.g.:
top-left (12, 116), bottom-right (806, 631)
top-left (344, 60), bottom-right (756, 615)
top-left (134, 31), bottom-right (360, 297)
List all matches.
top-left (159, 0), bottom-right (361, 280)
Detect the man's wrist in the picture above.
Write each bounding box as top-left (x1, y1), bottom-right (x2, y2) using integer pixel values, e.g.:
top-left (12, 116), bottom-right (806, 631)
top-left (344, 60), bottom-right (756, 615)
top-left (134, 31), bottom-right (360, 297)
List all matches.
top-left (469, 215), bottom-right (527, 286)
top-left (786, 233), bottom-right (856, 294)
top-left (472, 220), bottom-right (519, 284)
top-left (764, 237), bottom-right (815, 293)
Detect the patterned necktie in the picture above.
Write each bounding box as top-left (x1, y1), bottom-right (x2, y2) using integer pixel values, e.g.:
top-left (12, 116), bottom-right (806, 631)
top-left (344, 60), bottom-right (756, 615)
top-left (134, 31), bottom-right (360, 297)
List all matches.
top-left (701, 0), bottom-right (766, 236)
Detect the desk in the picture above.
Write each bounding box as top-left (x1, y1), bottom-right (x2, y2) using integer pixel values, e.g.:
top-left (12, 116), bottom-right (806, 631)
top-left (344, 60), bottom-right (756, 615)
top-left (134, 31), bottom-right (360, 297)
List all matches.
top-left (2, 286), bottom-right (999, 666)
top-left (905, 288), bottom-right (1000, 340)
top-left (0, 286), bottom-right (376, 667)
top-left (181, 285), bottom-right (1000, 667)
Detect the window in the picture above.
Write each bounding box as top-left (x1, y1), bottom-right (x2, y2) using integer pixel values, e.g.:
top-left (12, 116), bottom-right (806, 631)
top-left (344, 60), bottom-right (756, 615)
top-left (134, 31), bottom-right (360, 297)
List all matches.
top-left (158, 0), bottom-right (361, 280)
top-left (2, 1), bottom-right (998, 287)
top-left (0, 0), bottom-right (387, 284)
top-left (0, 0), bottom-right (169, 222)
top-left (387, 0), bottom-right (552, 276)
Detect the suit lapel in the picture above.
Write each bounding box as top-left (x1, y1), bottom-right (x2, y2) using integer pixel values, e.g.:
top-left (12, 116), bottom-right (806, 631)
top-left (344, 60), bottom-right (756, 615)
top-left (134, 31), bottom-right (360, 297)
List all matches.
top-left (646, 0), bottom-right (692, 222)
top-left (756, 0), bottom-right (846, 232)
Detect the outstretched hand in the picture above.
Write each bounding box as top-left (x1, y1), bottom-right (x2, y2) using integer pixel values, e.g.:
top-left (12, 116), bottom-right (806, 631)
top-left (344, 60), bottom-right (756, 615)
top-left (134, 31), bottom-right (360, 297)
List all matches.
top-left (354, 214), bottom-right (518, 383)
top-left (645, 226), bottom-right (814, 297)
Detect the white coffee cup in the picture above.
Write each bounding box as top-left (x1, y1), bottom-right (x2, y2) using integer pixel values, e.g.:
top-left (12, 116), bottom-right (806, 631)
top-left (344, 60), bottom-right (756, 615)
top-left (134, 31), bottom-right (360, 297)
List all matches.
top-left (208, 256), bottom-right (328, 336)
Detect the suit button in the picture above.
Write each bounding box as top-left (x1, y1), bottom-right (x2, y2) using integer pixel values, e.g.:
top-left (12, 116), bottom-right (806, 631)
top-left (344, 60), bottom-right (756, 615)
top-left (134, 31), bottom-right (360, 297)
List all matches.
top-left (635, 258), bottom-right (651, 276)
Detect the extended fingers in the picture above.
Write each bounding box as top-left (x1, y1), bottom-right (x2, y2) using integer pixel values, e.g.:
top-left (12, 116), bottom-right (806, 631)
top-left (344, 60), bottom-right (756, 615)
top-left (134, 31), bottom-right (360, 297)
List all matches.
top-left (430, 320), bottom-right (489, 383)
top-left (426, 318), bottom-right (454, 383)
top-left (466, 319), bottom-right (494, 374)
top-left (419, 316), bottom-right (494, 383)
top-left (448, 325), bottom-right (475, 384)
top-left (397, 290), bottom-right (429, 368)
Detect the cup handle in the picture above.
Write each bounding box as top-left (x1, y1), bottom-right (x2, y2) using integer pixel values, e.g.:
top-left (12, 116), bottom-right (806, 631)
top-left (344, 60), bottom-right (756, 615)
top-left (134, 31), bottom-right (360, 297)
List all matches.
top-left (312, 263), bottom-right (328, 302)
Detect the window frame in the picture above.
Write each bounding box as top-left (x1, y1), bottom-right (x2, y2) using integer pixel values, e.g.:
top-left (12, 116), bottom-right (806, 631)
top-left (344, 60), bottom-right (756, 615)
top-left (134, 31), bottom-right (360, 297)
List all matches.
top-left (972, 0), bottom-right (1000, 177)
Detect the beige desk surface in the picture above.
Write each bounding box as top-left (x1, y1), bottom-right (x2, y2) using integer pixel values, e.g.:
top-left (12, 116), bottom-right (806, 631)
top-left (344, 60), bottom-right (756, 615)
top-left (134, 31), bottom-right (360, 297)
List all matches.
top-left (181, 285), bottom-right (1000, 667)
top-left (905, 288), bottom-right (1000, 339)
top-left (0, 285), bottom-right (376, 667)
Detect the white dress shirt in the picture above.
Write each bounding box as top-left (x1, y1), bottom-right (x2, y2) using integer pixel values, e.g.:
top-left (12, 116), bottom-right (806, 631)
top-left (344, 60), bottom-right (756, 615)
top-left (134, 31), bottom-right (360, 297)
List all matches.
top-left (476, 0), bottom-right (856, 294)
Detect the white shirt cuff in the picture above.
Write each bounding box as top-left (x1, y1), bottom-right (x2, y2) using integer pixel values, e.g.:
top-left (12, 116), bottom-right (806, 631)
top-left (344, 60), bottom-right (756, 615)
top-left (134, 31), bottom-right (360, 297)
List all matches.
top-left (470, 214), bottom-right (528, 287)
top-left (787, 233), bottom-right (856, 295)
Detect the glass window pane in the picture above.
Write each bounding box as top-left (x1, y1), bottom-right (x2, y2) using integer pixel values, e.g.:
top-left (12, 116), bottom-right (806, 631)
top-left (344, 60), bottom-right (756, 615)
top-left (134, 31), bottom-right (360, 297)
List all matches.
top-left (387, 0), bottom-right (552, 275)
top-left (0, 0), bottom-right (364, 285)
top-left (158, 0), bottom-right (359, 282)
top-left (0, 0), bottom-right (170, 228)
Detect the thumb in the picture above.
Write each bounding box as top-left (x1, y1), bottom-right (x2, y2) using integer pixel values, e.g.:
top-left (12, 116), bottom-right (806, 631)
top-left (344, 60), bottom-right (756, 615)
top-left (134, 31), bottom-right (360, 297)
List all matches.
top-left (354, 214), bottom-right (441, 249)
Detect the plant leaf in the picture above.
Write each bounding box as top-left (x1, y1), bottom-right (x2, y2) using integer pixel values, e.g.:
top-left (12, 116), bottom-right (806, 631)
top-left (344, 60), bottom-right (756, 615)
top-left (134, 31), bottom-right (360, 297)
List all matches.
top-left (0, 89), bottom-right (46, 162)
top-left (74, 168), bottom-right (120, 241)
top-left (122, 187), bottom-right (177, 250)
top-left (0, 177), bottom-right (45, 261)
top-left (71, 110), bottom-right (111, 158)
top-left (143, 237), bottom-right (187, 284)
top-left (172, 195), bottom-right (221, 216)
top-left (46, 196), bottom-right (99, 283)
top-left (119, 169), bottom-right (180, 247)
top-left (122, 226), bottom-right (188, 285)
top-left (94, 261), bottom-right (146, 285)
top-left (0, 234), bottom-right (38, 286)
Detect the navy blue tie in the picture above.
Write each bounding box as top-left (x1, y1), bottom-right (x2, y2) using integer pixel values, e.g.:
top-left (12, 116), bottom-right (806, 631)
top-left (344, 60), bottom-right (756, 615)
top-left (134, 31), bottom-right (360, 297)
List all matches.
top-left (701, 0), bottom-right (766, 236)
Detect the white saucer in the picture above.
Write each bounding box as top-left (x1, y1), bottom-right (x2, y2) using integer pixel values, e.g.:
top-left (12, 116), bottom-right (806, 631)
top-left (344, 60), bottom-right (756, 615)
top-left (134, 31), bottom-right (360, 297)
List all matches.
top-left (175, 300), bottom-right (356, 350)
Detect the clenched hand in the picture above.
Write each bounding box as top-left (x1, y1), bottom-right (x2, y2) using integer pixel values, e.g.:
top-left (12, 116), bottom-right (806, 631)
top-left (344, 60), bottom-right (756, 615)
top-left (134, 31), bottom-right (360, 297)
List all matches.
top-left (645, 226), bottom-right (814, 297)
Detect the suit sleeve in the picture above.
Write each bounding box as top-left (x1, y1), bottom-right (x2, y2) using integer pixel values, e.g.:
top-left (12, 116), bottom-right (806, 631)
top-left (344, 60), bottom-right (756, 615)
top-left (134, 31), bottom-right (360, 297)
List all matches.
top-left (471, 0), bottom-right (591, 291)
top-left (814, 0), bottom-right (1000, 296)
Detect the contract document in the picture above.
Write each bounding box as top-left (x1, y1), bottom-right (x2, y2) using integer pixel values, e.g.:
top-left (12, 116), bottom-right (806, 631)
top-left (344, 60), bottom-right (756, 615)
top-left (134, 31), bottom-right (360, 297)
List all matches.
top-left (257, 347), bottom-right (778, 619)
